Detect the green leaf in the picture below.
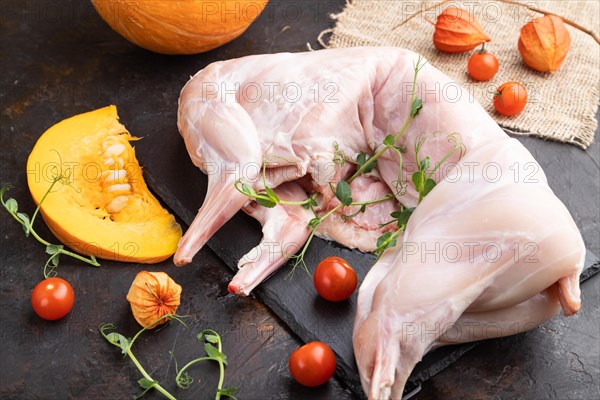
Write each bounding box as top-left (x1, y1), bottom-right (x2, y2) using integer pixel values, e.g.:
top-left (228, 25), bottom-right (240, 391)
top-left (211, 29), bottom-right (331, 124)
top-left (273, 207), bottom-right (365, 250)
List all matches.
top-left (137, 377), bottom-right (155, 390)
top-left (356, 153), bottom-right (366, 168)
top-left (335, 180), bottom-right (352, 206)
top-left (376, 232), bottom-right (393, 249)
top-left (119, 336), bottom-right (130, 354)
top-left (255, 197), bottom-right (276, 208)
top-left (204, 343), bottom-right (227, 365)
top-left (302, 196), bottom-right (318, 209)
top-left (422, 179), bottom-right (436, 197)
top-left (241, 183), bottom-right (256, 196)
top-left (106, 332), bottom-right (121, 344)
top-left (5, 198), bottom-right (17, 213)
top-left (218, 387), bottom-right (238, 399)
top-left (17, 212), bottom-right (31, 236)
top-left (364, 159), bottom-right (376, 173)
top-left (308, 217), bottom-right (320, 229)
top-left (383, 135), bottom-right (395, 146)
top-left (412, 171), bottom-right (424, 192)
top-left (104, 332), bottom-right (120, 344)
top-left (204, 334), bottom-right (219, 344)
top-left (99, 324), bottom-right (124, 348)
top-left (375, 231), bottom-right (398, 255)
top-left (45, 244), bottom-right (63, 255)
top-left (102, 330), bottom-right (130, 354)
top-left (17, 212), bottom-right (30, 225)
top-left (387, 236), bottom-right (397, 249)
top-left (204, 342), bottom-right (220, 359)
top-left (356, 153), bottom-right (376, 173)
top-left (419, 156), bottom-right (430, 172)
top-left (398, 208), bottom-right (414, 228)
top-left (50, 253), bottom-right (60, 267)
top-left (104, 331), bottom-right (128, 348)
top-left (410, 98), bottom-right (423, 118)
top-left (390, 210), bottom-right (403, 219)
top-left (264, 186), bottom-right (279, 202)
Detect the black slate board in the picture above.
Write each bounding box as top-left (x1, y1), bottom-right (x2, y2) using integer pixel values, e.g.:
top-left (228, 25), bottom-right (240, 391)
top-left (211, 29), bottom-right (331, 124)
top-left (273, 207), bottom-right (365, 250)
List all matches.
top-left (142, 131), bottom-right (600, 398)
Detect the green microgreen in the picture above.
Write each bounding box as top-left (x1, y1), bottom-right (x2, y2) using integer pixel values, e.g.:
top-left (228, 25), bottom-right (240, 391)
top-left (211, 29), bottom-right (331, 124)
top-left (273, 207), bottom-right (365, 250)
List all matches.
top-left (234, 162), bottom-right (317, 209)
top-left (1, 179), bottom-right (100, 278)
top-left (173, 329), bottom-right (237, 400)
top-left (235, 55), bottom-right (462, 266)
top-left (101, 316), bottom-right (236, 400)
top-left (412, 132), bottom-right (464, 203)
top-left (100, 314), bottom-right (188, 400)
top-left (332, 141), bottom-right (346, 166)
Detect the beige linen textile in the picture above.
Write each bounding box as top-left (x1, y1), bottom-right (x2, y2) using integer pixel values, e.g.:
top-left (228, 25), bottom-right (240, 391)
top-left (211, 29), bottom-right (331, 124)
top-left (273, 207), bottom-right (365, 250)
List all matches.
top-left (321, 0), bottom-right (599, 148)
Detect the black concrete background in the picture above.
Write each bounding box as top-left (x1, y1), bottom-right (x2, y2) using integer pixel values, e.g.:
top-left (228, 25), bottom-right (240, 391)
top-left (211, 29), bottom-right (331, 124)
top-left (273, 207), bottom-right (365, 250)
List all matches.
top-left (1, 1), bottom-right (599, 399)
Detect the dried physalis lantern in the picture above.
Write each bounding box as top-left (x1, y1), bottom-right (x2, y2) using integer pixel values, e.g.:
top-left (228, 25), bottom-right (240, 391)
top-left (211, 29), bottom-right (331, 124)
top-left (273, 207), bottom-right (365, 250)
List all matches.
top-left (433, 7), bottom-right (491, 53)
top-left (127, 271), bottom-right (182, 328)
top-left (518, 15), bottom-right (571, 73)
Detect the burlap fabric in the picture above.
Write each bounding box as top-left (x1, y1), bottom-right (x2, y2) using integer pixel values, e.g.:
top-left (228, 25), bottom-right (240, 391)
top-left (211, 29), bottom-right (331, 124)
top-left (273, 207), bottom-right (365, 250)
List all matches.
top-left (320, 0), bottom-right (599, 149)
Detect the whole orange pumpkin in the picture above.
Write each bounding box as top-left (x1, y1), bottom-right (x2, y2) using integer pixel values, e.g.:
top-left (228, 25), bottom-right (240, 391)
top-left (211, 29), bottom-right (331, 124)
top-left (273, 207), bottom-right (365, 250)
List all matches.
top-left (92, 0), bottom-right (269, 55)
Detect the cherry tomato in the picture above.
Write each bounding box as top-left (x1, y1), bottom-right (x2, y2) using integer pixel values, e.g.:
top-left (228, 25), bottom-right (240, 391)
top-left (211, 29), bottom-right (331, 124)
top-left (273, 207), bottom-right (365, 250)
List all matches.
top-left (314, 256), bottom-right (358, 302)
top-left (468, 48), bottom-right (499, 81)
top-left (493, 81), bottom-right (528, 116)
top-left (289, 341), bottom-right (336, 387)
top-left (31, 277), bottom-right (75, 320)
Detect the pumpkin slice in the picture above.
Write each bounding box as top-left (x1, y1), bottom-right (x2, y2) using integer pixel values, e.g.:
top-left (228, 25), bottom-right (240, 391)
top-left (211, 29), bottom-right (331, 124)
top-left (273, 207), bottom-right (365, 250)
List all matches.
top-left (26, 105), bottom-right (181, 263)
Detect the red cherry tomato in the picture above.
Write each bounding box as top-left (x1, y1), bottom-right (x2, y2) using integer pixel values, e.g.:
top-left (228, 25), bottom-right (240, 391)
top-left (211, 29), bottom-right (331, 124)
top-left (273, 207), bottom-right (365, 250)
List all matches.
top-left (31, 277), bottom-right (75, 320)
top-left (468, 48), bottom-right (499, 81)
top-left (289, 341), bottom-right (336, 387)
top-left (493, 81), bottom-right (528, 116)
top-left (314, 256), bottom-right (358, 302)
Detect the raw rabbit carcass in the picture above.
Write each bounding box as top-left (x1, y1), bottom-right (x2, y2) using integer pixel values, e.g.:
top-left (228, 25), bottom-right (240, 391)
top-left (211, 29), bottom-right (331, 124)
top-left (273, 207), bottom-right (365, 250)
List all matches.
top-left (174, 47), bottom-right (585, 398)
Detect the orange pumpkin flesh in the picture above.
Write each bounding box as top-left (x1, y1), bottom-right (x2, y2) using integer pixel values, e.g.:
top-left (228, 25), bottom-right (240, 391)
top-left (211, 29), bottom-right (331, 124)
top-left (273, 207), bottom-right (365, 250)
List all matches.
top-left (127, 271), bottom-right (182, 328)
top-left (26, 106), bottom-right (182, 263)
top-left (91, 0), bottom-right (269, 55)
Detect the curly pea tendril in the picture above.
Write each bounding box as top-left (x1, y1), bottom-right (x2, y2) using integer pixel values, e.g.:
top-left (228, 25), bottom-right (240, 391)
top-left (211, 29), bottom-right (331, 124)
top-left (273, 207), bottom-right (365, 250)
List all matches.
top-left (235, 57), bottom-right (464, 270)
top-left (1, 175), bottom-right (100, 278)
top-left (100, 314), bottom-right (237, 400)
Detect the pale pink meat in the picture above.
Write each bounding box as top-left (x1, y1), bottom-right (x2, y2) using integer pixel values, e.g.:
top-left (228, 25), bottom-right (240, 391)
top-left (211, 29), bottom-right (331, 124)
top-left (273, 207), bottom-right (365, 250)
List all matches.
top-left (314, 173), bottom-right (399, 253)
top-left (228, 176), bottom-right (397, 295)
top-left (175, 47), bottom-right (585, 399)
top-left (228, 182), bottom-right (313, 296)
